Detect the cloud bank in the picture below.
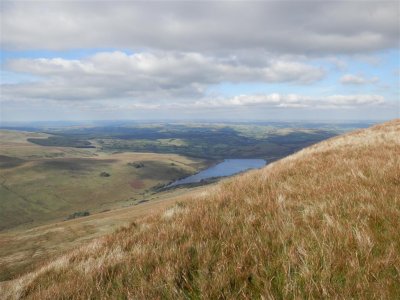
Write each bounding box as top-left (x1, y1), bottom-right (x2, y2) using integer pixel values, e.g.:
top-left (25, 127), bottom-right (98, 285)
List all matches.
top-left (190, 94), bottom-right (386, 109)
top-left (2, 1), bottom-right (398, 54)
top-left (4, 51), bottom-right (325, 102)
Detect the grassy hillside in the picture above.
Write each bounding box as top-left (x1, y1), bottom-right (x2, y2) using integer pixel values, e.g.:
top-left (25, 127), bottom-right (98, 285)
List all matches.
top-left (0, 185), bottom-right (208, 282)
top-left (1, 120), bottom-right (399, 299)
top-left (0, 130), bottom-right (94, 159)
top-left (0, 130), bottom-right (207, 231)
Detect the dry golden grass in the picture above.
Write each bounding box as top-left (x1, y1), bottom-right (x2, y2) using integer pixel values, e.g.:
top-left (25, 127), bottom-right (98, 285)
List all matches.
top-left (0, 185), bottom-right (209, 282)
top-left (1, 119), bottom-right (399, 299)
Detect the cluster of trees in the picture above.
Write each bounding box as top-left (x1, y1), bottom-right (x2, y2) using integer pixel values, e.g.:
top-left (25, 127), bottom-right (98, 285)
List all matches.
top-left (66, 211), bottom-right (90, 220)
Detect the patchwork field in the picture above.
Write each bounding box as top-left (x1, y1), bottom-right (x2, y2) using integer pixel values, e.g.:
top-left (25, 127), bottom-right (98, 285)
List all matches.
top-left (24, 123), bottom-right (340, 160)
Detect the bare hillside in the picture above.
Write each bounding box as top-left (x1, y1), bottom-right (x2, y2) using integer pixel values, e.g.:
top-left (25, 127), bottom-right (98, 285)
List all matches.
top-left (2, 119), bottom-right (399, 299)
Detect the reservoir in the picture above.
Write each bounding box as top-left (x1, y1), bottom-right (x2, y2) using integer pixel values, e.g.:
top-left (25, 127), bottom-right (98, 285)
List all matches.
top-left (169, 159), bottom-right (266, 187)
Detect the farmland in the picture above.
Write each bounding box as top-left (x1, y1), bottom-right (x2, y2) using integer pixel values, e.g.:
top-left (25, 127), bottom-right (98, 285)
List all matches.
top-left (25, 122), bottom-right (343, 160)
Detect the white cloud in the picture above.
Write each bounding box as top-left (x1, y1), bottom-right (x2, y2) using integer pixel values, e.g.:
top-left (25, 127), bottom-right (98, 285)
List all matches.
top-left (340, 74), bottom-right (379, 85)
top-left (187, 94), bottom-right (386, 109)
top-left (3, 51), bottom-right (325, 102)
top-left (76, 94), bottom-right (384, 111)
top-left (1, 1), bottom-right (398, 55)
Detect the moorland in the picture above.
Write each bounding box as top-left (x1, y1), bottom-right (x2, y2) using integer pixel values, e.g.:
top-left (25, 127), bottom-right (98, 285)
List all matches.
top-left (0, 121), bottom-right (372, 282)
top-left (1, 120), bottom-right (398, 299)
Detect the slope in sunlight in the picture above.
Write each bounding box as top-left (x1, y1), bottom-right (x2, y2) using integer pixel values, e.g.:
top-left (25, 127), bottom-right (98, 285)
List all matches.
top-left (2, 119), bottom-right (399, 299)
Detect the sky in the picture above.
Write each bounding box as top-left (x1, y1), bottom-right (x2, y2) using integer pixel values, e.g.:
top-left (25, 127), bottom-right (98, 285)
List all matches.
top-left (0, 0), bottom-right (399, 122)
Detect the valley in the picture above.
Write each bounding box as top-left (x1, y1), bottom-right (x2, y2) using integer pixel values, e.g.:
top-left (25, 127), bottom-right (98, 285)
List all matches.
top-left (0, 122), bottom-right (367, 282)
top-left (1, 120), bottom-right (398, 299)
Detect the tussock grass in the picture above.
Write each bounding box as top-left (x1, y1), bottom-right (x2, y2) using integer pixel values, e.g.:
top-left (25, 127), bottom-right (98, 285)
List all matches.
top-left (1, 120), bottom-right (399, 299)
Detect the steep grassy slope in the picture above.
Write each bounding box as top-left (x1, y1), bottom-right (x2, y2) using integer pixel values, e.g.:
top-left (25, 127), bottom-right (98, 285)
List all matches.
top-left (0, 185), bottom-right (208, 282)
top-left (1, 120), bottom-right (399, 299)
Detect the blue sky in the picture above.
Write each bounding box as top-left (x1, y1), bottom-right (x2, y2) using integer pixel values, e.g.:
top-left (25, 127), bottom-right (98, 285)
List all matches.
top-left (1, 1), bottom-right (399, 122)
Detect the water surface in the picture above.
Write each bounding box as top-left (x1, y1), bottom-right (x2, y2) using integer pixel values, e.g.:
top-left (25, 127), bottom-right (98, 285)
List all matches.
top-left (170, 159), bottom-right (266, 187)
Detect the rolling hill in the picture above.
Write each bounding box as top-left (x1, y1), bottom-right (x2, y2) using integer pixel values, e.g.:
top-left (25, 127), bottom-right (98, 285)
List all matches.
top-left (1, 119), bottom-right (399, 299)
top-left (0, 130), bottom-right (208, 231)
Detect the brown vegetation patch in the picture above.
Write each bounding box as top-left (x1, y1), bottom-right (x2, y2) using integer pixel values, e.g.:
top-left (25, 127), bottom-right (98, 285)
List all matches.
top-left (0, 155), bottom-right (25, 169)
top-left (130, 179), bottom-right (145, 189)
top-left (34, 158), bottom-right (117, 172)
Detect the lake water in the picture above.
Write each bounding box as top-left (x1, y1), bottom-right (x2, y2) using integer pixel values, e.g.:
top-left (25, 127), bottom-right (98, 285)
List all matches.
top-left (169, 159), bottom-right (266, 187)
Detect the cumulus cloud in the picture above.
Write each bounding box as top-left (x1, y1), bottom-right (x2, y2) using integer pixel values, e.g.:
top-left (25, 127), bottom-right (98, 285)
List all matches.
top-left (3, 51), bottom-right (325, 101)
top-left (340, 74), bottom-right (379, 85)
top-left (6, 92), bottom-right (385, 110)
top-left (1, 1), bottom-right (398, 54)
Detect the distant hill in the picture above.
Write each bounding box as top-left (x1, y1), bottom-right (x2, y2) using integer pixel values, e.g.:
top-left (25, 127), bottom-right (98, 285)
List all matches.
top-left (2, 119), bottom-right (399, 299)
